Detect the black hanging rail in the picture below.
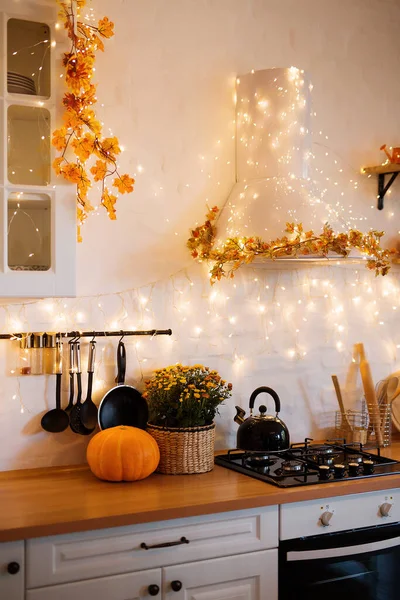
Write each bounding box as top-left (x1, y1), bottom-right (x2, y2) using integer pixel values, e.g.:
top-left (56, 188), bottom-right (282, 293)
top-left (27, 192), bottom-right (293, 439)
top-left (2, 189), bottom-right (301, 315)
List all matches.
top-left (0, 329), bottom-right (172, 340)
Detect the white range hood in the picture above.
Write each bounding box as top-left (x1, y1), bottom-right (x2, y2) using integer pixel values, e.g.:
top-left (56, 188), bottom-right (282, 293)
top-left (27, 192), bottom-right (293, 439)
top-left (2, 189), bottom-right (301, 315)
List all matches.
top-left (215, 67), bottom-right (362, 259)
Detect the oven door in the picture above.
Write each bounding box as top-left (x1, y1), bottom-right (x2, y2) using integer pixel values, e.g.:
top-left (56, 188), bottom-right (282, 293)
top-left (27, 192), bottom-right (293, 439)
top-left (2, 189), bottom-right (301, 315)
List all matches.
top-left (279, 522), bottom-right (400, 600)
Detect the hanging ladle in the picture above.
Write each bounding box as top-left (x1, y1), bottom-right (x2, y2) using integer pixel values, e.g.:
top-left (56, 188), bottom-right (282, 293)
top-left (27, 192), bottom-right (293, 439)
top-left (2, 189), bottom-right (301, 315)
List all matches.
top-left (41, 341), bottom-right (69, 433)
top-left (80, 340), bottom-right (98, 429)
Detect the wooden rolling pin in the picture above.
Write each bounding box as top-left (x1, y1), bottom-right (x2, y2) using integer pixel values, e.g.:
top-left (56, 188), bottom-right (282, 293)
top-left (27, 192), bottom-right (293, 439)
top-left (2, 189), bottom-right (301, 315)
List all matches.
top-left (355, 343), bottom-right (383, 446)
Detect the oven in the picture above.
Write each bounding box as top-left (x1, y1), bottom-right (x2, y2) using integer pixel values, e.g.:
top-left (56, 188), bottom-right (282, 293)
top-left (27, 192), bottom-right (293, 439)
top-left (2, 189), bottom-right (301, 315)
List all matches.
top-left (279, 488), bottom-right (400, 600)
top-left (279, 523), bottom-right (400, 600)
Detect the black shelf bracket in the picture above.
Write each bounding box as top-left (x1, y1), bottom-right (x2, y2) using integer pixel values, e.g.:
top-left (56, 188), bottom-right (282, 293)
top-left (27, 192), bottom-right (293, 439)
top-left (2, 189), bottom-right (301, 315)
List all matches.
top-left (377, 171), bottom-right (399, 210)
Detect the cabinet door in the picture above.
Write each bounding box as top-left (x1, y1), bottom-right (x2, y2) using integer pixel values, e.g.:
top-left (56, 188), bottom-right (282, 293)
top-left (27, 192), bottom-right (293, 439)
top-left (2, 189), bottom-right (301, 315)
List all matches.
top-left (27, 568), bottom-right (161, 600)
top-left (163, 550), bottom-right (278, 600)
top-left (0, 540), bottom-right (24, 600)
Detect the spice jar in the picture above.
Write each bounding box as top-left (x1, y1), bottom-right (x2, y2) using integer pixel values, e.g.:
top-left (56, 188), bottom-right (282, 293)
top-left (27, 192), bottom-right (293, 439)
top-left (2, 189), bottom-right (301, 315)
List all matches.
top-left (19, 335), bottom-right (32, 375)
top-left (31, 332), bottom-right (44, 375)
top-left (44, 332), bottom-right (57, 374)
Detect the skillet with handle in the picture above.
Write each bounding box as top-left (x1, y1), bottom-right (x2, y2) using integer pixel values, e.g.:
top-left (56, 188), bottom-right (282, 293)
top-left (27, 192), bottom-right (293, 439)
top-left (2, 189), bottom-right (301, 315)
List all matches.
top-left (98, 340), bottom-right (148, 430)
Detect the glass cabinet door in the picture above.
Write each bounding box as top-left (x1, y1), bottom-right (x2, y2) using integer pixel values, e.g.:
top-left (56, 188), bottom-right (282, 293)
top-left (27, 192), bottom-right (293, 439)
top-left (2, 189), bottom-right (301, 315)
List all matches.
top-left (7, 105), bottom-right (51, 185)
top-left (7, 18), bottom-right (51, 98)
top-left (7, 192), bottom-right (51, 271)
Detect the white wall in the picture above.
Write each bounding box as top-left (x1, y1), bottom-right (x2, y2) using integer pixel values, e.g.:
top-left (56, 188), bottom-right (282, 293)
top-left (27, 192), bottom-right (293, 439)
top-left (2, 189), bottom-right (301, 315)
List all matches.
top-left (1, 0), bottom-right (400, 471)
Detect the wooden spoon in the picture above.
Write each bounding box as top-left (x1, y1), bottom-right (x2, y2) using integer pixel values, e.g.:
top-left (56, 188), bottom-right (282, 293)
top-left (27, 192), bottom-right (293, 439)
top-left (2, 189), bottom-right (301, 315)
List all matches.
top-left (332, 375), bottom-right (352, 433)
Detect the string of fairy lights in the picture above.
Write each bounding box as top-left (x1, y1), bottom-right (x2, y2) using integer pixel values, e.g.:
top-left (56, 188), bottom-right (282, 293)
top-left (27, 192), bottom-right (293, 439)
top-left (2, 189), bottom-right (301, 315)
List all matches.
top-left (3, 259), bottom-right (400, 418)
top-left (2, 6), bottom-right (400, 426)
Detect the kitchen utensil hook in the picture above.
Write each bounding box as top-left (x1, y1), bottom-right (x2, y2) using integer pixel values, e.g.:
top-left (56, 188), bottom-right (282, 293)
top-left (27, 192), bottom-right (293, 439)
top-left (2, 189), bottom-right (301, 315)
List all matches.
top-left (119, 331), bottom-right (125, 343)
top-left (90, 332), bottom-right (96, 343)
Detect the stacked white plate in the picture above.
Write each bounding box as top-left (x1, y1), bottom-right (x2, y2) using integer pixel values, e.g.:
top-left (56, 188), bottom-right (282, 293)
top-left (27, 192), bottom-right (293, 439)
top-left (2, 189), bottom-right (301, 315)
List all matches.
top-left (7, 71), bottom-right (36, 95)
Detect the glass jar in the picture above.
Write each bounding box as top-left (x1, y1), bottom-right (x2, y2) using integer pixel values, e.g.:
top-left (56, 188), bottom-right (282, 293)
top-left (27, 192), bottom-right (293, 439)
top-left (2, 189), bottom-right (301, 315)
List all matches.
top-left (31, 332), bottom-right (44, 375)
top-left (19, 334), bottom-right (32, 375)
top-left (44, 332), bottom-right (57, 374)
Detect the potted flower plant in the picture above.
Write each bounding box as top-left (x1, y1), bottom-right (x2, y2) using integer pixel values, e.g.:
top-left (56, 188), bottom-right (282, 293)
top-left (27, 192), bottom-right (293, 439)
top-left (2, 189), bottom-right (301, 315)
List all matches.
top-left (143, 364), bottom-right (232, 474)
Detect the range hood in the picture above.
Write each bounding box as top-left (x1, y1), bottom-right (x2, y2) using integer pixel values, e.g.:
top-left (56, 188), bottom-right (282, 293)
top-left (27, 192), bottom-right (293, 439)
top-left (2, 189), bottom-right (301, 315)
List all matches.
top-left (214, 67), bottom-right (362, 259)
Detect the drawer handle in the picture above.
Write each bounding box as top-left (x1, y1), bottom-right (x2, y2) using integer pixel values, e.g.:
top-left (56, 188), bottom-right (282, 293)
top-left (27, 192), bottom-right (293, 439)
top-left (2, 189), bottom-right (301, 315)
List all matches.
top-left (140, 536), bottom-right (190, 550)
top-left (7, 562), bottom-right (20, 575)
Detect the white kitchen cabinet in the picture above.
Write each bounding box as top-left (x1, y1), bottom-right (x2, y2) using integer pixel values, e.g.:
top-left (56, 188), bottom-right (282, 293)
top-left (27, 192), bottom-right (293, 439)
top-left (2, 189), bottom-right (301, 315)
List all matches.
top-left (0, 2), bottom-right (76, 298)
top-left (26, 568), bottom-right (162, 600)
top-left (2, 507), bottom-right (279, 600)
top-left (0, 540), bottom-right (24, 600)
top-left (163, 550), bottom-right (277, 600)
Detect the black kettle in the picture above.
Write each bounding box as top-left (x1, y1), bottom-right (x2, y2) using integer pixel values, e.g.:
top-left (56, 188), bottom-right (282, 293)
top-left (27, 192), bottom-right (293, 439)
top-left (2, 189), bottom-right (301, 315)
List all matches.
top-left (234, 386), bottom-right (290, 452)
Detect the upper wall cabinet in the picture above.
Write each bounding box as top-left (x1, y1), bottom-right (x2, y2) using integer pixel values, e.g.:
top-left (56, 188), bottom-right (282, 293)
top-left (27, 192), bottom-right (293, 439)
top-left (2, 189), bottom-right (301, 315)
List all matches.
top-left (0, 4), bottom-right (76, 298)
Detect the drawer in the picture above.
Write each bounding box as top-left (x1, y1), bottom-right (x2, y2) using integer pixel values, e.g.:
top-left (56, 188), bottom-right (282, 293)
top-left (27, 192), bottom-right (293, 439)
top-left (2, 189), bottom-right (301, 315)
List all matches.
top-left (280, 488), bottom-right (400, 540)
top-left (27, 505), bottom-right (278, 588)
top-left (0, 540), bottom-right (25, 600)
top-left (26, 568), bottom-right (161, 600)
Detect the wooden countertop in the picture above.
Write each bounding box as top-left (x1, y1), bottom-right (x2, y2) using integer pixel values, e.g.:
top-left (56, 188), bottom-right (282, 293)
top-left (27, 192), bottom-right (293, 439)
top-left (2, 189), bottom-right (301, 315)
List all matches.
top-left (1, 444), bottom-right (400, 543)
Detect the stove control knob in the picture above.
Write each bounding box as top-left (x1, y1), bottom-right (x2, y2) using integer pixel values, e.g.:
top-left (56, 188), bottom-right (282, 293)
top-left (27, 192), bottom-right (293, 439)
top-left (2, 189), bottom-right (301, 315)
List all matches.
top-left (362, 460), bottom-right (375, 475)
top-left (333, 464), bottom-right (345, 478)
top-left (320, 511), bottom-right (333, 527)
top-left (379, 502), bottom-right (392, 517)
top-left (348, 462), bottom-right (360, 476)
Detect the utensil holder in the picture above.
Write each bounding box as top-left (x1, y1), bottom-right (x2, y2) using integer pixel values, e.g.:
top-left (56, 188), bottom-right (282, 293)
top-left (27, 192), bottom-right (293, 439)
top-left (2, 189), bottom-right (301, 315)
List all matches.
top-left (334, 409), bottom-right (368, 445)
top-left (367, 401), bottom-right (392, 447)
top-left (334, 401), bottom-right (392, 447)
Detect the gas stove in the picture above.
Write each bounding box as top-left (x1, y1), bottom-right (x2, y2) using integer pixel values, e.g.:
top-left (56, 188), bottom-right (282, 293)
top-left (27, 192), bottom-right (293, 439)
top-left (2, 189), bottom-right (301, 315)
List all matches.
top-left (214, 438), bottom-right (400, 487)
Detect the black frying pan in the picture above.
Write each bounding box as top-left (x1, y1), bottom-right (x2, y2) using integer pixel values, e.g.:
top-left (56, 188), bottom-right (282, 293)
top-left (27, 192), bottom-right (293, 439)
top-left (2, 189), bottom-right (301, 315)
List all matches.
top-left (98, 341), bottom-right (148, 430)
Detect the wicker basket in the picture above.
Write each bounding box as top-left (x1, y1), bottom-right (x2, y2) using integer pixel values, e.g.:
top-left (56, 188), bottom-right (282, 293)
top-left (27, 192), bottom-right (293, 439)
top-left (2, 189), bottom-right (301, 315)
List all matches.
top-left (147, 422), bottom-right (215, 475)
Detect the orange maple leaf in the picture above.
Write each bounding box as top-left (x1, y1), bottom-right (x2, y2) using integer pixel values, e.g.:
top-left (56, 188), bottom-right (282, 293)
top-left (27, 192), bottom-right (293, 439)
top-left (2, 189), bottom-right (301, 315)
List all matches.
top-left (63, 111), bottom-right (82, 132)
top-left (101, 188), bottom-right (117, 220)
top-left (102, 136), bottom-right (121, 157)
top-left (92, 34), bottom-right (105, 52)
top-left (63, 163), bottom-right (82, 184)
top-left (80, 109), bottom-right (102, 135)
top-left (90, 160), bottom-right (108, 182)
top-left (52, 128), bottom-right (67, 151)
top-left (52, 157), bottom-right (64, 175)
top-left (72, 133), bottom-right (95, 162)
top-left (98, 17), bottom-right (114, 39)
top-left (77, 169), bottom-right (92, 198)
top-left (113, 174), bottom-right (135, 194)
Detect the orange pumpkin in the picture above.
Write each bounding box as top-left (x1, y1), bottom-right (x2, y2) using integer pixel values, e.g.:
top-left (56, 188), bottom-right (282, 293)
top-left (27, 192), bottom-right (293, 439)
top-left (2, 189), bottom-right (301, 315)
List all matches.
top-left (87, 426), bottom-right (160, 482)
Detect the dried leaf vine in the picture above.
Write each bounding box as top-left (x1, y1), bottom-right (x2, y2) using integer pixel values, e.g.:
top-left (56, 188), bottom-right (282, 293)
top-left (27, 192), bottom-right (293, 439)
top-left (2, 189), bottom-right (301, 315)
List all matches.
top-left (53, 0), bottom-right (135, 241)
top-left (187, 207), bottom-right (394, 284)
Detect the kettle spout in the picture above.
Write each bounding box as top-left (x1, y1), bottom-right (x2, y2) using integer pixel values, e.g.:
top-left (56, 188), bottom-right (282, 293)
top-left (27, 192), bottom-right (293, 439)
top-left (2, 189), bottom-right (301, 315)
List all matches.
top-left (234, 405), bottom-right (246, 425)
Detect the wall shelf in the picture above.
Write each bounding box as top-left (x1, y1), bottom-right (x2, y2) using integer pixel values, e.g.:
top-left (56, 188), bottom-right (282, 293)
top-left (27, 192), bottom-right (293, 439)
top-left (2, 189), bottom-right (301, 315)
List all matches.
top-left (363, 164), bottom-right (400, 210)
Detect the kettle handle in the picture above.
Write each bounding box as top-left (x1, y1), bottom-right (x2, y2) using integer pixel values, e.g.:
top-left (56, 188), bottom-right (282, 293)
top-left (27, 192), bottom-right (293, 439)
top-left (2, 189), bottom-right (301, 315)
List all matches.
top-left (249, 386), bottom-right (281, 414)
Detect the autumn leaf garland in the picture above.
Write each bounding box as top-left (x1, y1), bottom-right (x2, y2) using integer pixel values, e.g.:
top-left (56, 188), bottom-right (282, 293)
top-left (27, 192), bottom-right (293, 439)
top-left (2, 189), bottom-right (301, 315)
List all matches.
top-left (187, 207), bottom-right (394, 283)
top-left (53, 1), bottom-right (135, 240)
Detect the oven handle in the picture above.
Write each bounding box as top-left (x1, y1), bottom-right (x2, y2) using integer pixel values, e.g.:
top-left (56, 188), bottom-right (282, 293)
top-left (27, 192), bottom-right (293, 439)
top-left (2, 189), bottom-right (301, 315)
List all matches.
top-left (287, 535), bottom-right (400, 561)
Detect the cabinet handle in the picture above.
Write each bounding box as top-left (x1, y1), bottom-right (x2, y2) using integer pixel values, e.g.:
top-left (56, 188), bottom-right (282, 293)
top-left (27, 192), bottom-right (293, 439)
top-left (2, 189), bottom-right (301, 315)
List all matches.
top-left (7, 562), bottom-right (20, 575)
top-left (171, 580), bottom-right (183, 592)
top-left (148, 584), bottom-right (160, 596)
top-left (140, 536), bottom-right (189, 550)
